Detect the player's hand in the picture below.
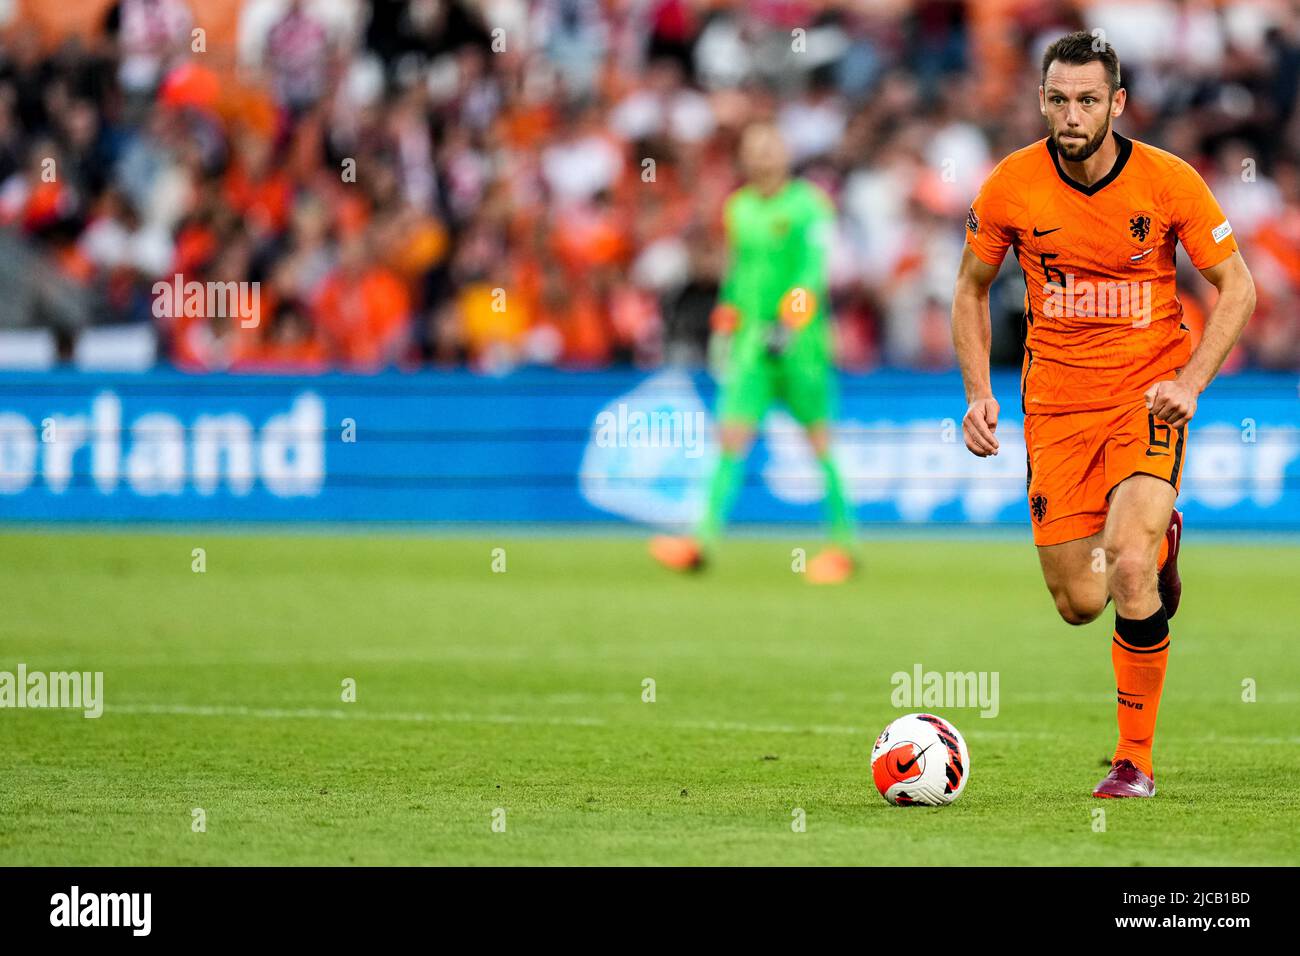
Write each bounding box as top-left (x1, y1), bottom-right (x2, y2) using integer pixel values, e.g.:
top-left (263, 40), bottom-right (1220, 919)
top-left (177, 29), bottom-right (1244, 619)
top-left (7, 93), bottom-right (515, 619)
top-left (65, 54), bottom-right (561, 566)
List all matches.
top-left (778, 288), bottom-right (817, 329)
top-left (710, 303), bottom-right (740, 334)
top-left (1144, 379), bottom-right (1197, 429)
top-left (963, 397), bottom-right (1000, 457)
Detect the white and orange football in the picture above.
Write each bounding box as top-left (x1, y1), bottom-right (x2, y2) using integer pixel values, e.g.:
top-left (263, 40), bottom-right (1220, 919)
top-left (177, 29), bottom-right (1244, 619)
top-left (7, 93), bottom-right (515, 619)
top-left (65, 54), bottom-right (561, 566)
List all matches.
top-left (870, 713), bottom-right (970, 806)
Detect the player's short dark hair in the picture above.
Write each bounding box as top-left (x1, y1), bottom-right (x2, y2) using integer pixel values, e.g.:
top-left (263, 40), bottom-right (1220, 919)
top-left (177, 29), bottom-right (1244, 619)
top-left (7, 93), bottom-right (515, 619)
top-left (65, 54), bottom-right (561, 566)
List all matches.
top-left (1041, 31), bottom-right (1122, 93)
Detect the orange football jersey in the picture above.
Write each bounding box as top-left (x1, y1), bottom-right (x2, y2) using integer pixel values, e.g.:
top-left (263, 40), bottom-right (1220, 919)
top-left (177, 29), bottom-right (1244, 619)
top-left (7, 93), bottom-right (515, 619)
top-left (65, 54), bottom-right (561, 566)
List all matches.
top-left (966, 132), bottom-right (1238, 412)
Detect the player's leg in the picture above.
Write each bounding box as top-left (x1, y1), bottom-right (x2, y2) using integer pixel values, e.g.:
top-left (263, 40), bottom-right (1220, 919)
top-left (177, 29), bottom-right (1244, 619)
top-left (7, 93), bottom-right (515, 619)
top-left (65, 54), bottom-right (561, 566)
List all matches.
top-left (651, 416), bottom-right (757, 572)
top-left (696, 420), bottom-right (756, 549)
top-left (1093, 403), bottom-right (1187, 796)
top-left (650, 352), bottom-right (771, 571)
top-left (696, 350), bottom-right (775, 551)
top-left (1157, 505), bottom-right (1183, 619)
top-left (1093, 473), bottom-right (1177, 797)
top-left (805, 424), bottom-right (855, 547)
top-left (1026, 411), bottom-right (1109, 623)
top-left (1036, 533), bottom-right (1109, 625)
top-left (783, 355), bottom-right (856, 583)
top-left (1105, 474), bottom-right (1174, 618)
top-left (802, 421), bottom-right (858, 583)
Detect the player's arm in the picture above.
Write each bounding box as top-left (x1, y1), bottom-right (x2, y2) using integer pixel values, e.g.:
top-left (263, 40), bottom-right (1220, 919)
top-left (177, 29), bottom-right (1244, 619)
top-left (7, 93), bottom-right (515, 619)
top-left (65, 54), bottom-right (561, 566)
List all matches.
top-left (952, 245), bottom-right (1004, 457)
top-left (1145, 153), bottom-right (1259, 430)
top-left (781, 190), bottom-right (834, 325)
top-left (1145, 251), bottom-right (1254, 428)
top-left (711, 202), bottom-right (741, 334)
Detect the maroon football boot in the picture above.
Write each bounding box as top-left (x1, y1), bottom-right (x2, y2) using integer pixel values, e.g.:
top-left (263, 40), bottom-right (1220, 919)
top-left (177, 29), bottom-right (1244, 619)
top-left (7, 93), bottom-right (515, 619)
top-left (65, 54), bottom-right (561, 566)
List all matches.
top-left (1092, 759), bottom-right (1157, 798)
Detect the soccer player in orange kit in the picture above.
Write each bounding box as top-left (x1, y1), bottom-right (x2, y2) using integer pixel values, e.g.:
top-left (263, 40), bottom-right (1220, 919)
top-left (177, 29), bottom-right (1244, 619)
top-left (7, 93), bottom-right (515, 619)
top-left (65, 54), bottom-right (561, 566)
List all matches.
top-left (951, 33), bottom-right (1256, 797)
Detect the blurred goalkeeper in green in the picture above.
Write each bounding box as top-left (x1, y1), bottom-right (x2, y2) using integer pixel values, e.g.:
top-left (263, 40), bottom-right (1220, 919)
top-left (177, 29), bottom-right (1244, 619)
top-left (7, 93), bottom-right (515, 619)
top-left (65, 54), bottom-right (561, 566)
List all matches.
top-left (651, 123), bottom-right (857, 584)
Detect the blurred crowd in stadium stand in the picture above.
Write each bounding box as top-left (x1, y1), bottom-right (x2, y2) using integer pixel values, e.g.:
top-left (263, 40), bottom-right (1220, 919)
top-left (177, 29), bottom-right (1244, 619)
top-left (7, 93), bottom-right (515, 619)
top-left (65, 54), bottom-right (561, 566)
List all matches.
top-left (0, 0), bottom-right (1298, 373)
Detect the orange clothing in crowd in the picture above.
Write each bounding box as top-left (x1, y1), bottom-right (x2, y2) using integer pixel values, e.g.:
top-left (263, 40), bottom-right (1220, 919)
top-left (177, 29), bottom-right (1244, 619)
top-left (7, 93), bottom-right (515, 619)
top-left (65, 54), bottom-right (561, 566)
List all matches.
top-left (551, 205), bottom-right (629, 274)
top-left (458, 281), bottom-right (529, 358)
top-left (171, 311), bottom-right (263, 371)
top-left (313, 266), bottom-right (412, 369)
top-left (555, 289), bottom-right (612, 368)
top-left (223, 162), bottom-right (294, 235)
top-left (239, 332), bottom-right (329, 372)
top-left (172, 223), bottom-right (219, 276)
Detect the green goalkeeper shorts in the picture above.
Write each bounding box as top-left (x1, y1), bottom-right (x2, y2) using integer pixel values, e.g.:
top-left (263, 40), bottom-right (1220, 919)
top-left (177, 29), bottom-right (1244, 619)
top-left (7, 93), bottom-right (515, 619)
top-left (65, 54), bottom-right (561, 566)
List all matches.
top-left (716, 345), bottom-right (836, 427)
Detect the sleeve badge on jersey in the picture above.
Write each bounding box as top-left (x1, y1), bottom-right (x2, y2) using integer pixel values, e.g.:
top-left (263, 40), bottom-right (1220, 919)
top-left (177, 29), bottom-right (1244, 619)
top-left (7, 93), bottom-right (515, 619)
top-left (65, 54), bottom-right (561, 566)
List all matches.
top-left (1212, 219), bottom-right (1233, 243)
top-left (966, 206), bottom-right (979, 235)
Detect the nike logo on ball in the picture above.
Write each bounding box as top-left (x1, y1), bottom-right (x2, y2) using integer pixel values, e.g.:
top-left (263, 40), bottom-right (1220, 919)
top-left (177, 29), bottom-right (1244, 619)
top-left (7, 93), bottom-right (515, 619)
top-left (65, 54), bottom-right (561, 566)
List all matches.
top-left (896, 743), bottom-right (933, 774)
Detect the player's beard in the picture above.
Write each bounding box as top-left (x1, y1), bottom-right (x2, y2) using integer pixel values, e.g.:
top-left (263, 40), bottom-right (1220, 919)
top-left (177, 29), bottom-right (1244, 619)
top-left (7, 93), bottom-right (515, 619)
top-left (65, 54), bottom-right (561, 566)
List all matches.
top-left (1052, 118), bottom-right (1111, 162)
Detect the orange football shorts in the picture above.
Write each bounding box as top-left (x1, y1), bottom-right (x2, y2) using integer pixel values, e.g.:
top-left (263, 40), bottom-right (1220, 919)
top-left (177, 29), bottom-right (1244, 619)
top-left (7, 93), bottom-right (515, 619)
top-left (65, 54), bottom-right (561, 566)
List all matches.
top-left (1024, 398), bottom-right (1187, 547)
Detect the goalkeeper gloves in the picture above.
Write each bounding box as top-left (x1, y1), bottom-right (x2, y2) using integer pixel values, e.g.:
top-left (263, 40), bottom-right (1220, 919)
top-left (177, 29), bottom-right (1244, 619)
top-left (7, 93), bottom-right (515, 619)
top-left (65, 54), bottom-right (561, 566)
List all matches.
top-left (710, 302), bottom-right (740, 334)
top-left (778, 287), bottom-right (817, 329)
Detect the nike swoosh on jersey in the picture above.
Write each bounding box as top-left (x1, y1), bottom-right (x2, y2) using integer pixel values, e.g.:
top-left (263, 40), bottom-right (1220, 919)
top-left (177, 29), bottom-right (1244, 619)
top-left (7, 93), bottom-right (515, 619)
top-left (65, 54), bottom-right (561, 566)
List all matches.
top-left (1032, 226), bottom-right (1062, 237)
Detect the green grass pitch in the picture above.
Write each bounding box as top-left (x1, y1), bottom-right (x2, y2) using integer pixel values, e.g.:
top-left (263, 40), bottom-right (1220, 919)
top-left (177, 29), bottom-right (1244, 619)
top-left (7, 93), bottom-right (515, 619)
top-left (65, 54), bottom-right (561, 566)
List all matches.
top-left (1, 529), bottom-right (1297, 866)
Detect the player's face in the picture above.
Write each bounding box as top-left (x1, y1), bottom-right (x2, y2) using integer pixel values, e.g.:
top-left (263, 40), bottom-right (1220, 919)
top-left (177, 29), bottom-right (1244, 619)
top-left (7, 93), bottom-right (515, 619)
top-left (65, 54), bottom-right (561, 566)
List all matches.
top-left (739, 127), bottom-right (790, 186)
top-left (1039, 61), bottom-right (1126, 162)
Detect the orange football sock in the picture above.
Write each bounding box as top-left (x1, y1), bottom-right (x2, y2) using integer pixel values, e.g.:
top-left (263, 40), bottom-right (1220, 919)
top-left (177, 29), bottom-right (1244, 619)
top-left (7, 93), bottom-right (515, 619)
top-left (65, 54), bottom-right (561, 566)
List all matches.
top-left (1111, 608), bottom-right (1170, 779)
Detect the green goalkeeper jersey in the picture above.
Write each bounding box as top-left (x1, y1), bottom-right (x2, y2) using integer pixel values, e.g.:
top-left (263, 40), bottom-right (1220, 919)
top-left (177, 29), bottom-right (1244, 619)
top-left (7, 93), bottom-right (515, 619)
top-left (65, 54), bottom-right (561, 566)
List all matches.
top-left (718, 177), bottom-right (834, 351)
